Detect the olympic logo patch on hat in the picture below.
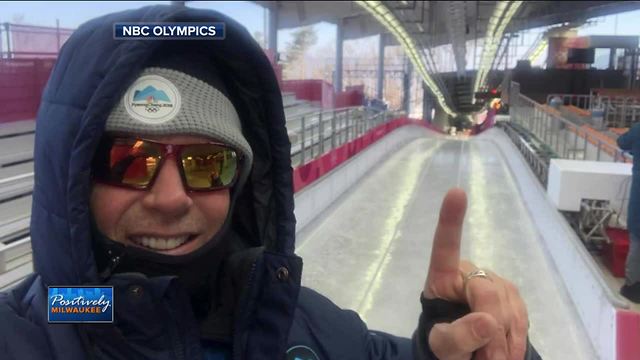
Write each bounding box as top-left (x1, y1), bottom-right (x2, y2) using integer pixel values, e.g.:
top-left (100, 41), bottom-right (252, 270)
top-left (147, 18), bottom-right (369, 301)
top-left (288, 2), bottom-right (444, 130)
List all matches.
top-left (124, 74), bottom-right (182, 124)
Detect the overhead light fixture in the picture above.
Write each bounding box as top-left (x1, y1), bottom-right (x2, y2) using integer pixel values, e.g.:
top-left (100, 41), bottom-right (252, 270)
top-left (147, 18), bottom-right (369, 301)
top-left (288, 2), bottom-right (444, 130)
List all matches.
top-left (473, 1), bottom-right (523, 96)
top-left (356, 1), bottom-right (457, 116)
top-left (474, 1), bottom-right (508, 94)
top-left (529, 38), bottom-right (548, 63)
top-left (417, 23), bottom-right (424, 33)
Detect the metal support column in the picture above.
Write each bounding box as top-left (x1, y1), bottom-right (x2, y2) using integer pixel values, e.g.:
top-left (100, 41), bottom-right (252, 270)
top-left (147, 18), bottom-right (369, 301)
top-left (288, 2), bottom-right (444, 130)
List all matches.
top-left (331, 110), bottom-right (336, 149)
top-left (3, 23), bottom-right (11, 58)
top-left (56, 19), bottom-right (61, 52)
top-left (609, 48), bottom-right (616, 70)
top-left (300, 116), bottom-right (306, 165)
top-left (403, 57), bottom-right (412, 114)
top-left (268, 2), bottom-right (279, 55)
top-left (319, 112), bottom-right (325, 154)
top-left (377, 33), bottom-right (385, 100)
top-left (346, 110), bottom-right (351, 141)
top-left (630, 48), bottom-right (638, 90)
top-left (335, 18), bottom-right (344, 93)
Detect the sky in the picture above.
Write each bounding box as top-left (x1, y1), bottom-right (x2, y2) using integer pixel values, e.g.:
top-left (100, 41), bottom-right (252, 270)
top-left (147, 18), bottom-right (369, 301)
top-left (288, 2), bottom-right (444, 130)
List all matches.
top-left (577, 9), bottom-right (640, 37)
top-left (1, 1), bottom-right (639, 65)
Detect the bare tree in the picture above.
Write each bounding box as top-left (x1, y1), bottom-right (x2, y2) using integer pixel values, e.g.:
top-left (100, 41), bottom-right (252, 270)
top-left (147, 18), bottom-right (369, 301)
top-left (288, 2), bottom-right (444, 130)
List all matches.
top-left (252, 31), bottom-right (265, 48)
top-left (282, 26), bottom-right (318, 79)
top-left (12, 13), bottom-right (26, 24)
top-left (309, 41), bottom-right (335, 82)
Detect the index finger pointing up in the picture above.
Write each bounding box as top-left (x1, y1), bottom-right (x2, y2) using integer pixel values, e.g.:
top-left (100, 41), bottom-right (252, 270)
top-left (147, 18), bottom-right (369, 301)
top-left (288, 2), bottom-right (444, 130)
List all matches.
top-left (424, 187), bottom-right (468, 300)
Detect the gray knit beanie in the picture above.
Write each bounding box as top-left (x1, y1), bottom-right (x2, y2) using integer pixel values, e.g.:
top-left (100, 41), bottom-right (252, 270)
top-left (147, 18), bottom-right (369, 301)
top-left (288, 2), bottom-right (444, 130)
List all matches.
top-left (105, 64), bottom-right (253, 190)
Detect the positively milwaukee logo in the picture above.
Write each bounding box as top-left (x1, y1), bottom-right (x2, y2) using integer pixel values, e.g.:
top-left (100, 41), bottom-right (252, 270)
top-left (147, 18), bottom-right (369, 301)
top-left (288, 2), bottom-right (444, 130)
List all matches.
top-left (48, 286), bottom-right (114, 323)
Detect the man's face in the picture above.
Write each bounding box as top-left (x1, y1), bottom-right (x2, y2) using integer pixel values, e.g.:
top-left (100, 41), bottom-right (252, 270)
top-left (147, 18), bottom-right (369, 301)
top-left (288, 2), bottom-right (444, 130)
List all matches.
top-left (90, 134), bottom-right (230, 255)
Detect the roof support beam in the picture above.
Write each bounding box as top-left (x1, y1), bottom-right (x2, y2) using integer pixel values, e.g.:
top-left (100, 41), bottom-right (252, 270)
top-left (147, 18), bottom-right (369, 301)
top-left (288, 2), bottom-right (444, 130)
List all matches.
top-left (444, 1), bottom-right (468, 78)
top-left (473, 1), bottom-right (523, 95)
top-left (268, 2), bottom-right (279, 53)
top-left (355, 0), bottom-right (457, 116)
top-left (377, 33), bottom-right (385, 100)
top-left (335, 17), bottom-right (344, 93)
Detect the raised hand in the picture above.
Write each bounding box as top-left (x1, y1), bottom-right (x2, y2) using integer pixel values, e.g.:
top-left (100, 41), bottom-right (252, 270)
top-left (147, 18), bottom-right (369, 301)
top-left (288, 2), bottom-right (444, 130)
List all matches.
top-left (424, 188), bottom-right (529, 360)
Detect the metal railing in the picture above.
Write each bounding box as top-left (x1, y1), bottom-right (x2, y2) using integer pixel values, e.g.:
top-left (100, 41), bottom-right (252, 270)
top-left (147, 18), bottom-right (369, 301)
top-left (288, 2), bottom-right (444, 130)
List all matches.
top-left (1, 22), bottom-right (73, 59)
top-left (511, 85), bottom-right (631, 164)
top-left (605, 97), bottom-right (640, 128)
top-left (546, 93), bottom-right (596, 111)
top-left (288, 106), bottom-right (405, 166)
top-left (507, 83), bottom-right (632, 309)
top-left (546, 93), bottom-right (640, 128)
top-left (498, 122), bottom-right (554, 187)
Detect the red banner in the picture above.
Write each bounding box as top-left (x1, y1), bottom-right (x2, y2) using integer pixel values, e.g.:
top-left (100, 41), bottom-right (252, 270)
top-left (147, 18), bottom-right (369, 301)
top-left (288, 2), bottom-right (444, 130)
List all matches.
top-left (617, 310), bottom-right (640, 360)
top-left (282, 80), bottom-right (335, 109)
top-left (0, 58), bottom-right (55, 123)
top-left (335, 87), bottom-right (364, 108)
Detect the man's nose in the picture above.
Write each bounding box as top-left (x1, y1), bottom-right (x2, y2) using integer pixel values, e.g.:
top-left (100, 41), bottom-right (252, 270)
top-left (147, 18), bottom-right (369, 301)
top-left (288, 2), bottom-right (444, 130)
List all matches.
top-left (141, 157), bottom-right (193, 217)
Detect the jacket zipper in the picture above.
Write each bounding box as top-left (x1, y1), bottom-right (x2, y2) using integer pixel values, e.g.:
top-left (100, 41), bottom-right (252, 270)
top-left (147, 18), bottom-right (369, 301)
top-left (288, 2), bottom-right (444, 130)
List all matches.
top-left (103, 249), bottom-right (188, 359)
top-left (232, 260), bottom-right (258, 360)
top-left (78, 324), bottom-right (99, 360)
top-left (168, 307), bottom-right (186, 360)
top-left (98, 249), bottom-right (123, 280)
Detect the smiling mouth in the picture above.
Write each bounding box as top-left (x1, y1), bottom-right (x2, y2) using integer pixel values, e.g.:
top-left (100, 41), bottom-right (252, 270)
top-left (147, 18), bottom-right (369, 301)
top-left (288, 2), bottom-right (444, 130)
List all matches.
top-left (129, 234), bottom-right (197, 251)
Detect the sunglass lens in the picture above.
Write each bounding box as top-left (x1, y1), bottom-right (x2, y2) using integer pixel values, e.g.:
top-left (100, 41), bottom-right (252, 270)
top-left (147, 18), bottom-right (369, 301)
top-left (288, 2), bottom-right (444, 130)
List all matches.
top-left (107, 139), bottom-right (162, 187)
top-left (181, 144), bottom-right (238, 189)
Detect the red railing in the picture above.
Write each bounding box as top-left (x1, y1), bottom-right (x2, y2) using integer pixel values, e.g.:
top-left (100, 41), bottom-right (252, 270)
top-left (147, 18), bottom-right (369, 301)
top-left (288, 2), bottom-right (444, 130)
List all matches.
top-left (282, 80), bottom-right (366, 109)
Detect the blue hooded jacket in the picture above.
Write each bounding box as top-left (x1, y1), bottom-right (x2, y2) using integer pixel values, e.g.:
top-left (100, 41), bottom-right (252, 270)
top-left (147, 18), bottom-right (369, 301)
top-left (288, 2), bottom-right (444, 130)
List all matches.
top-left (617, 123), bottom-right (640, 238)
top-left (0, 5), bottom-right (542, 360)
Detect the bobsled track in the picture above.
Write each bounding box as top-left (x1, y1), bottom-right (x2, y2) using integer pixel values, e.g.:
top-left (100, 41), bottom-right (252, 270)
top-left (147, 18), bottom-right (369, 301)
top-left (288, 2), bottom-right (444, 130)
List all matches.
top-left (295, 126), bottom-right (624, 360)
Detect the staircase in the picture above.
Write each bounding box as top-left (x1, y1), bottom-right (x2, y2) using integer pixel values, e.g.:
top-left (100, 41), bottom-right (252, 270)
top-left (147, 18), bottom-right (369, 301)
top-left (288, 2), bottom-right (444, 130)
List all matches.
top-left (452, 77), bottom-right (479, 114)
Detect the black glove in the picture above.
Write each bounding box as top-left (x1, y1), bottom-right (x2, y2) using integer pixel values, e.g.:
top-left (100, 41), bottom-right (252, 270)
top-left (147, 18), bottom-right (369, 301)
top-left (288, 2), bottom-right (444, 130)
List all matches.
top-left (412, 293), bottom-right (543, 360)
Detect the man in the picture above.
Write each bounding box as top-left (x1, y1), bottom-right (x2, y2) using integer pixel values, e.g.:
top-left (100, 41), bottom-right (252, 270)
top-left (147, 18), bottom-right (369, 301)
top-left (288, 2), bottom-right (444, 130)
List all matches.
top-left (0, 5), bottom-right (541, 360)
top-left (617, 122), bottom-right (640, 303)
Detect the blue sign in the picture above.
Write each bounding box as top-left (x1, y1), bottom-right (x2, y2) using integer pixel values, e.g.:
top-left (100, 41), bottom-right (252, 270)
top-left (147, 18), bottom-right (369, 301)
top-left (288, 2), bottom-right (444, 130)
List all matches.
top-left (48, 286), bottom-right (114, 323)
top-left (114, 22), bottom-right (225, 40)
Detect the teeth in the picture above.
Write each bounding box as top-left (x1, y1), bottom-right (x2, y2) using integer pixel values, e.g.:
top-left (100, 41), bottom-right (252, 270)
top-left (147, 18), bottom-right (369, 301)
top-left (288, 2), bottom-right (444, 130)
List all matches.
top-left (131, 236), bottom-right (190, 250)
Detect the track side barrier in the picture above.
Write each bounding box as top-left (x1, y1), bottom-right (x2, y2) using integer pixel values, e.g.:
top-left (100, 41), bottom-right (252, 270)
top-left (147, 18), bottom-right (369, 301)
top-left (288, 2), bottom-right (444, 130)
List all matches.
top-left (493, 124), bottom-right (640, 360)
top-left (293, 118), bottom-right (442, 192)
top-left (293, 119), bottom-right (443, 232)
